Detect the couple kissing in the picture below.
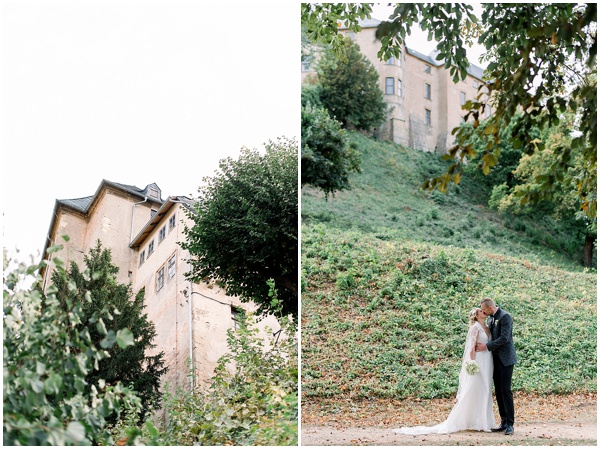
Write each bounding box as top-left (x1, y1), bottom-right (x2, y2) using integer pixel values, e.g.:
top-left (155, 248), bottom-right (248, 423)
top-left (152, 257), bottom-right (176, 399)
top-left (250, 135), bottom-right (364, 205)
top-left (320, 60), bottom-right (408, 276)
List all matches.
top-left (393, 297), bottom-right (517, 436)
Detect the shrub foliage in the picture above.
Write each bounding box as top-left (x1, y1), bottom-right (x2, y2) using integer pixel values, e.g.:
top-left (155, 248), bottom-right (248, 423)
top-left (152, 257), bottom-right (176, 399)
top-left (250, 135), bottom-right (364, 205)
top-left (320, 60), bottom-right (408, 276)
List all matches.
top-left (3, 242), bottom-right (140, 445)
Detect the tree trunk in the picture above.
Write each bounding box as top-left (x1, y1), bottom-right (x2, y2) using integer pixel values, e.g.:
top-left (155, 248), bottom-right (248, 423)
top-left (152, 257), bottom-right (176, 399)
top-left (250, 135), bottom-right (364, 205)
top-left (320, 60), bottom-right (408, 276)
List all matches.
top-left (582, 234), bottom-right (596, 268)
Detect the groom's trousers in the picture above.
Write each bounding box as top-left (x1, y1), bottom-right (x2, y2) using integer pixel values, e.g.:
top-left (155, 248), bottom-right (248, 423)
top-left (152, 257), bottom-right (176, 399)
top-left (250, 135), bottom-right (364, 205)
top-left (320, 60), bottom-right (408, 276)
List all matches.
top-left (492, 354), bottom-right (515, 426)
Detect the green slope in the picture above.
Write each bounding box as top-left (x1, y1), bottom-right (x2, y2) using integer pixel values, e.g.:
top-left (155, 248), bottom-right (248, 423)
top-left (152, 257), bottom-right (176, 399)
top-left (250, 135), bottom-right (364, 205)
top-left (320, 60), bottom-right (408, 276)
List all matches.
top-left (302, 132), bottom-right (588, 271)
top-left (301, 133), bottom-right (597, 400)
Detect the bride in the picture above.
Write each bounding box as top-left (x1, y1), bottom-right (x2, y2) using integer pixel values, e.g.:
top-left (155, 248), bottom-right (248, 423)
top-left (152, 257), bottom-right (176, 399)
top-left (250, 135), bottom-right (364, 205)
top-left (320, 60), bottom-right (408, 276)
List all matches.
top-left (393, 308), bottom-right (496, 435)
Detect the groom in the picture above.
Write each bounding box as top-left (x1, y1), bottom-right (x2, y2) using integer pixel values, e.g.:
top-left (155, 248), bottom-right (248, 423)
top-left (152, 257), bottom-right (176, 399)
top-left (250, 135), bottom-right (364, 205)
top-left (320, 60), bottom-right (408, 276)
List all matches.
top-left (476, 297), bottom-right (517, 436)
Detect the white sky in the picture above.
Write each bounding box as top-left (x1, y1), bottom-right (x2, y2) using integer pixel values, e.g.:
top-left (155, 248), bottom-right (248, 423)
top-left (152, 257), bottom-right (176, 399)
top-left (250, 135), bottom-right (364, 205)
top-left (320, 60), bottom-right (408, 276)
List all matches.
top-left (2, 1), bottom-right (300, 259)
top-left (2, 1), bottom-right (487, 261)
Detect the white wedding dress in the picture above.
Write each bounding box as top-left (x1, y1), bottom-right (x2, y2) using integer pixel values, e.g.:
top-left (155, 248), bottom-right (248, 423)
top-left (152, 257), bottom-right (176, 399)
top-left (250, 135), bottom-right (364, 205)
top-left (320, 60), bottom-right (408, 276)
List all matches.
top-left (393, 322), bottom-right (496, 435)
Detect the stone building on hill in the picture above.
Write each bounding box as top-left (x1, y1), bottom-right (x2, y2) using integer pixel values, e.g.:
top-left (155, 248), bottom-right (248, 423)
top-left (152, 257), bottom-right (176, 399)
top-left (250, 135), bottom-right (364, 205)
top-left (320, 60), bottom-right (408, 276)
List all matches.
top-left (302, 17), bottom-right (491, 153)
top-left (41, 179), bottom-right (280, 391)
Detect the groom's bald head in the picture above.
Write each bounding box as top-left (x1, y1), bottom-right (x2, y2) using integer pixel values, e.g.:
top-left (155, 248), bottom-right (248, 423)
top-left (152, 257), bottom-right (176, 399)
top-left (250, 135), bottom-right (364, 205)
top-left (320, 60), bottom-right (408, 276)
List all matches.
top-left (480, 298), bottom-right (495, 308)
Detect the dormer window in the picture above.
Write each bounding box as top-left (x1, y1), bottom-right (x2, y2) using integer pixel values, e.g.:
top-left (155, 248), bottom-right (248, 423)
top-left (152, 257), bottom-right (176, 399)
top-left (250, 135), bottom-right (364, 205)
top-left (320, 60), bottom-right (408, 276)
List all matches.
top-left (148, 187), bottom-right (159, 199)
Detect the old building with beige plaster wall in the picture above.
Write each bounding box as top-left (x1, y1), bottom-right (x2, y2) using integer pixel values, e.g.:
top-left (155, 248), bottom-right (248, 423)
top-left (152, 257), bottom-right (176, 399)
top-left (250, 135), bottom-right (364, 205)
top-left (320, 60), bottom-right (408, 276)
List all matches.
top-left (302, 17), bottom-right (491, 153)
top-left (41, 179), bottom-right (280, 392)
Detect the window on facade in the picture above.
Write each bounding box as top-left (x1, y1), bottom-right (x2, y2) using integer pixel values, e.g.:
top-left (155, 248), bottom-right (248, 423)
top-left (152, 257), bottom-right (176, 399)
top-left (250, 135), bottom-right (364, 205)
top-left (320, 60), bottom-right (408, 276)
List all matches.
top-left (397, 79), bottom-right (402, 97)
top-left (386, 56), bottom-right (395, 65)
top-left (148, 239), bottom-right (154, 256)
top-left (168, 214), bottom-right (176, 232)
top-left (156, 266), bottom-right (165, 292)
top-left (231, 307), bottom-right (243, 330)
top-left (139, 250), bottom-right (146, 266)
top-left (385, 77), bottom-right (394, 95)
top-left (425, 65), bottom-right (431, 74)
top-left (347, 31), bottom-right (355, 40)
top-left (460, 91), bottom-right (467, 106)
top-left (149, 187), bottom-right (159, 199)
top-left (485, 104), bottom-right (492, 118)
top-left (425, 83), bottom-right (431, 100)
top-left (301, 54), bottom-right (310, 71)
top-left (425, 109), bottom-right (432, 126)
top-left (168, 254), bottom-right (176, 279)
top-left (150, 209), bottom-right (157, 218)
top-left (158, 225), bottom-right (166, 243)
top-left (473, 80), bottom-right (479, 89)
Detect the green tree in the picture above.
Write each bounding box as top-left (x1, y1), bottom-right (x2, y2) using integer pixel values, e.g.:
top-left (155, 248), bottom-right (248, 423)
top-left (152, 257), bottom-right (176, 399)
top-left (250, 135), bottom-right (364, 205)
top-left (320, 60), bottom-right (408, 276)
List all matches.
top-left (302, 3), bottom-right (597, 220)
top-left (317, 37), bottom-right (389, 131)
top-left (50, 241), bottom-right (167, 422)
top-left (301, 83), bottom-right (324, 109)
top-left (182, 138), bottom-right (298, 318)
top-left (464, 114), bottom-right (534, 194)
top-left (301, 100), bottom-right (361, 198)
top-left (488, 115), bottom-right (596, 266)
top-left (3, 242), bottom-right (139, 445)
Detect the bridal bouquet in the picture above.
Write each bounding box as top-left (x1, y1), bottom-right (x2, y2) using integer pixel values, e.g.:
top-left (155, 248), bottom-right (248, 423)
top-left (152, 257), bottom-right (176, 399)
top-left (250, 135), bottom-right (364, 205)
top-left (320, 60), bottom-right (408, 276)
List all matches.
top-left (465, 360), bottom-right (480, 375)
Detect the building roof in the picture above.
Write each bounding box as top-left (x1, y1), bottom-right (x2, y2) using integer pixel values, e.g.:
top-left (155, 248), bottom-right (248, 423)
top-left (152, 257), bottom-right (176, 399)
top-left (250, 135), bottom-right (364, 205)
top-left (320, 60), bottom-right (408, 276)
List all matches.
top-left (43, 179), bottom-right (166, 261)
top-left (56, 180), bottom-right (164, 214)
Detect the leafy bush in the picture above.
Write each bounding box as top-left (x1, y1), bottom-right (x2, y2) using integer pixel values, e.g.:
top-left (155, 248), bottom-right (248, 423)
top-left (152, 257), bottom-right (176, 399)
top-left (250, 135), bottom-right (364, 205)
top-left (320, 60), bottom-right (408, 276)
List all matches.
top-left (301, 102), bottom-right (361, 198)
top-left (3, 242), bottom-right (139, 445)
top-left (301, 83), bottom-right (324, 109)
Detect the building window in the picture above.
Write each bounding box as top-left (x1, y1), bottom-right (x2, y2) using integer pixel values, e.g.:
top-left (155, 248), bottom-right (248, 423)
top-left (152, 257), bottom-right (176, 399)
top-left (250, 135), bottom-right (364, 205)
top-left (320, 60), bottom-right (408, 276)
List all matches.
top-left (148, 187), bottom-right (159, 199)
top-left (385, 77), bottom-right (394, 95)
top-left (460, 91), bottom-right (467, 106)
top-left (168, 254), bottom-right (176, 279)
top-left (425, 65), bottom-right (431, 74)
top-left (347, 31), bottom-right (355, 40)
top-left (301, 54), bottom-right (310, 71)
top-left (139, 250), bottom-right (146, 266)
top-left (485, 104), bottom-right (492, 118)
top-left (150, 209), bottom-right (157, 218)
top-left (156, 266), bottom-right (165, 292)
top-left (425, 109), bottom-right (432, 126)
top-left (231, 307), bottom-right (243, 330)
top-left (158, 225), bottom-right (166, 243)
top-left (425, 83), bottom-right (431, 100)
top-left (168, 214), bottom-right (176, 232)
top-left (473, 80), bottom-right (479, 89)
top-left (148, 239), bottom-right (154, 256)
top-left (386, 56), bottom-right (395, 65)
top-left (397, 79), bottom-right (402, 97)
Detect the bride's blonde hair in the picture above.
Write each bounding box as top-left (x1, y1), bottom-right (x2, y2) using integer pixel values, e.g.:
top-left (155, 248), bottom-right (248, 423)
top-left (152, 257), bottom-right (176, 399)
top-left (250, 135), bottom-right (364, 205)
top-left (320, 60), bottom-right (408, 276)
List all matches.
top-left (468, 308), bottom-right (479, 326)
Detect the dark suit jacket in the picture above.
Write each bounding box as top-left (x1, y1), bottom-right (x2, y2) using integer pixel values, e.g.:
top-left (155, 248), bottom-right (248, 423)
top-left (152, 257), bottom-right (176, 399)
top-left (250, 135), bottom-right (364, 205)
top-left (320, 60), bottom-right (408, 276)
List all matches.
top-left (486, 308), bottom-right (517, 366)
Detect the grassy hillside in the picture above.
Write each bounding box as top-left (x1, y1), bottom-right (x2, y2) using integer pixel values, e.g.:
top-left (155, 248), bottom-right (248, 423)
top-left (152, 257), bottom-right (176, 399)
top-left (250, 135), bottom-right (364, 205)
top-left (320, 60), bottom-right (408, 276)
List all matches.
top-left (302, 132), bottom-right (590, 271)
top-left (301, 133), bottom-right (597, 400)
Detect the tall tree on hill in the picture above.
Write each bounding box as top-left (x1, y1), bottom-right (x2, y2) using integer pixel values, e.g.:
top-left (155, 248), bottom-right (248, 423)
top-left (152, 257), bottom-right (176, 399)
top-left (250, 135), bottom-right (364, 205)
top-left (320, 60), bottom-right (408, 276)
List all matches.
top-left (301, 86), bottom-right (362, 198)
top-left (302, 3), bottom-right (597, 222)
top-left (317, 37), bottom-right (389, 132)
top-left (181, 138), bottom-right (298, 318)
top-left (51, 241), bottom-right (166, 422)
